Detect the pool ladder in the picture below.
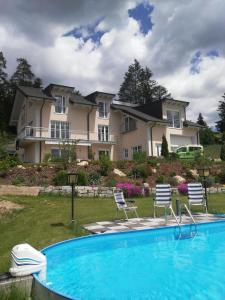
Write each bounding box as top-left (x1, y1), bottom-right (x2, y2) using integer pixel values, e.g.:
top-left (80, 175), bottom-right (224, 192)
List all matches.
top-left (173, 203), bottom-right (197, 240)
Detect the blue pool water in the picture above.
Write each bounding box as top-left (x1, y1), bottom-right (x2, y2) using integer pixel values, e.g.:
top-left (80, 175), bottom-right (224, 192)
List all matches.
top-left (36, 221), bottom-right (225, 300)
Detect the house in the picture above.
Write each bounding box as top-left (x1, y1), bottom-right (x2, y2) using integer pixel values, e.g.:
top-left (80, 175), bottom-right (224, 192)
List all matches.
top-left (10, 83), bottom-right (203, 163)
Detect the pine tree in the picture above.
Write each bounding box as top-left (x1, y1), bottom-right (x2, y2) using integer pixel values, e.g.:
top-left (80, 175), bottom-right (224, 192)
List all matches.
top-left (33, 77), bottom-right (43, 88)
top-left (220, 143), bottom-right (225, 161)
top-left (197, 113), bottom-right (207, 126)
top-left (216, 94), bottom-right (225, 132)
top-left (161, 134), bottom-right (169, 157)
top-left (118, 59), bottom-right (170, 104)
top-left (0, 52), bottom-right (9, 130)
top-left (118, 59), bottom-right (143, 104)
top-left (10, 58), bottom-right (35, 87)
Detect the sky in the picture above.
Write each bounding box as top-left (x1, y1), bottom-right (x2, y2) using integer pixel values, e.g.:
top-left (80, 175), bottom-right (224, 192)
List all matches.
top-left (1, 0), bottom-right (225, 126)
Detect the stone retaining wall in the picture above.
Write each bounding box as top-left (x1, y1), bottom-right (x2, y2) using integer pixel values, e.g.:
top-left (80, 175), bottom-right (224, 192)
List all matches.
top-left (0, 185), bottom-right (224, 197)
top-left (39, 186), bottom-right (115, 197)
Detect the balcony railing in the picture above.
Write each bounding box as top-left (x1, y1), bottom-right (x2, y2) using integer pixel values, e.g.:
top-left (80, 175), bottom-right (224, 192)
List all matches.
top-left (18, 126), bottom-right (116, 143)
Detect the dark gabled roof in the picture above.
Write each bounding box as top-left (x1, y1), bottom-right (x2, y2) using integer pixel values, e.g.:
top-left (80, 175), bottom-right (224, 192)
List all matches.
top-left (183, 120), bottom-right (205, 128)
top-left (69, 93), bottom-right (98, 106)
top-left (111, 104), bottom-right (168, 124)
top-left (18, 86), bottom-right (54, 101)
top-left (86, 91), bottom-right (116, 98)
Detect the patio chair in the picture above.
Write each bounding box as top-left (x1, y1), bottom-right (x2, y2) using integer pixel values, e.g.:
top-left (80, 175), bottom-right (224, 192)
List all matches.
top-left (153, 184), bottom-right (175, 223)
top-left (113, 191), bottom-right (139, 220)
top-left (187, 183), bottom-right (207, 213)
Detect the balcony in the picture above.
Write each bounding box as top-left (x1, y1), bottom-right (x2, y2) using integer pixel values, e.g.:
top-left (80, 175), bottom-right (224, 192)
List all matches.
top-left (18, 126), bottom-right (117, 144)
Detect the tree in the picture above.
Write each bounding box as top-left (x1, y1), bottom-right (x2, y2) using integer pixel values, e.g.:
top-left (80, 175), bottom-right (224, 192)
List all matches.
top-left (33, 77), bottom-right (43, 88)
top-left (220, 143), bottom-right (225, 161)
top-left (10, 58), bottom-right (35, 87)
top-left (197, 113), bottom-right (207, 126)
top-left (161, 134), bottom-right (169, 157)
top-left (199, 128), bottom-right (215, 145)
top-left (216, 94), bottom-right (225, 132)
top-left (0, 52), bottom-right (9, 130)
top-left (118, 59), bottom-right (170, 104)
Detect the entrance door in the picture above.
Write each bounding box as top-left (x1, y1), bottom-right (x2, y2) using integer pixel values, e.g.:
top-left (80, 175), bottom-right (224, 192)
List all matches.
top-left (155, 143), bottom-right (162, 156)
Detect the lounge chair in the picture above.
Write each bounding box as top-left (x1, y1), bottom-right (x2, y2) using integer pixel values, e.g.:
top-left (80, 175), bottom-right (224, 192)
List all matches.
top-left (113, 191), bottom-right (139, 220)
top-left (187, 183), bottom-right (207, 213)
top-left (153, 184), bottom-right (176, 223)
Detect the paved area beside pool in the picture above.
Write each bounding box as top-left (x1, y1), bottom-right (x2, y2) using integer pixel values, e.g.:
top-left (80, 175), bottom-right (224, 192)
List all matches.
top-left (83, 213), bottom-right (225, 234)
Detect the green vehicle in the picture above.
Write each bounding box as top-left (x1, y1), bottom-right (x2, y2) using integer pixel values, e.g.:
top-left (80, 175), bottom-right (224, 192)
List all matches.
top-left (176, 144), bottom-right (203, 159)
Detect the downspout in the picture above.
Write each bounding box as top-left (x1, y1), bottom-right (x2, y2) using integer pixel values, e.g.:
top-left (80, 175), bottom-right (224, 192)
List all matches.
top-left (87, 106), bottom-right (94, 158)
top-left (147, 122), bottom-right (156, 157)
top-left (39, 99), bottom-right (46, 163)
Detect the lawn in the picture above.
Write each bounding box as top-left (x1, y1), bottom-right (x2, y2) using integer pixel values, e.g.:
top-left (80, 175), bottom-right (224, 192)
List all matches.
top-left (0, 193), bottom-right (225, 273)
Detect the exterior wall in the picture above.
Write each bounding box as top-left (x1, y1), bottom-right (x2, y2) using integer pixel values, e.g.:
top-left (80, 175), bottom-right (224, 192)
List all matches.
top-left (119, 119), bottom-right (149, 160)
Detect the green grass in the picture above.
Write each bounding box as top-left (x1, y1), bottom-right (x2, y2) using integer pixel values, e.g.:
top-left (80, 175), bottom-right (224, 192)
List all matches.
top-left (0, 193), bottom-right (225, 272)
top-left (204, 144), bottom-right (221, 159)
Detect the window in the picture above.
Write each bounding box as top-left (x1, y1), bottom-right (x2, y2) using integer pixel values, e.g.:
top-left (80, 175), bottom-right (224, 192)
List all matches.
top-left (167, 110), bottom-right (180, 128)
top-left (55, 95), bottom-right (66, 113)
top-left (132, 145), bottom-right (142, 153)
top-left (51, 149), bottom-right (69, 158)
top-left (98, 125), bottom-right (109, 141)
top-left (51, 121), bottom-right (69, 139)
top-left (99, 150), bottom-right (110, 158)
top-left (98, 101), bottom-right (109, 118)
top-left (123, 116), bottom-right (136, 132)
top-left (123, 148), bottom-right (129, 159)
top-left (177, 147), bottom-right (187, 153)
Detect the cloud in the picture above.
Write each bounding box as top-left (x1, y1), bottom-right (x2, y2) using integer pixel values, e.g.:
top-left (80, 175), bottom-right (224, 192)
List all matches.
top-left (0, 0), bottom-right (225, 126)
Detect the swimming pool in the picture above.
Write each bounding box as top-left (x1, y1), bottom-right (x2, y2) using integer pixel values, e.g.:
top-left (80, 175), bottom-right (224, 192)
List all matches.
top-left (35, 221), bottom-right (225, 299)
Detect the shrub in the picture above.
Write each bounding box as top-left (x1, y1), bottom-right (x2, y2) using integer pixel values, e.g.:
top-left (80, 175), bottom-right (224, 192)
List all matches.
top-left (77, 171), bottom-right (88, 186)
top-left (155, 175), bottom-right (165, 184)
top-left (198, 176), bottom-right (215, 187)
top-left (220, 143), bottom-right (225, 161)
top-left (218, 170), bottom-right (225, 184)
top-left (167, 176), bottom-right (178, 187)
top-left (99, 154), bottom-right (112, 176)
top-left (0, 155), bottom-right (21, 171)
top-left (53, 170), bottom-right (68, 186)
top-left (12, 175), bottom-right (25, 186)
top-left (116, 183), bottom-right (142, 197)
top-left (88, 172), bottom-right (101, 185)
top-left (170, 171), bottom-right (177, 177)
top-left (131, 165), bottom-right (149, 179)
top-left (106, 178), bottom-right (117, 187)
top-left (177, 183), bottom-right (188, 195)
top-left (116, 160), bottom-right (127, 169)
top-left (168, 152), bottom-right (179, 161)
top-left (161, 135), bottom-right (169, 158)
top-left (43, 152), bottom-right (51, 163)
top-left (133, 151), bottom-right (147, 163)
top-left (147, 158), bottom-right (158, 167)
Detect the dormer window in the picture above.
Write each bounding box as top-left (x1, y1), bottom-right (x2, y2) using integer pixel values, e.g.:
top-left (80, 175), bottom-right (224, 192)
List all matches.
top-left (167, 110), bottom-right (180, 128)
top-left (98, 101), bottom-right (109, 118)
top-left (55, 95), bottom-right (66, 114)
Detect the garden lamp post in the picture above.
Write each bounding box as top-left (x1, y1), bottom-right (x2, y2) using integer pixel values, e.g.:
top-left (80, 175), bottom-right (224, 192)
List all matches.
top-left (67, 173), bottom-right (79, 224)
top-left (197, 167), bottom-right (210, 211)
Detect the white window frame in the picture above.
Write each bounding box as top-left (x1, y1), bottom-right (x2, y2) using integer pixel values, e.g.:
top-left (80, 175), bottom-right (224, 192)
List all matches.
top-left (98, 125), bottom-right (109, 142)
top-left (51, 148), bottom-right (69, 158)
top-left (123, 116), bottom-right (136, 132)
top-left (54, 95), bottom-right (66, 114)
top-left (123, 148), bottom-right (129, 159)
top-left (98, 101), bottom-right (109, 119)
top-left (132, 145), bottom-right (142, 154)
top-left (50, 121), bottom-right (70, 139)
top-left (166, 110), bottom-right (181, 128)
